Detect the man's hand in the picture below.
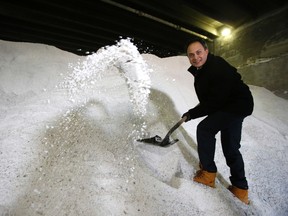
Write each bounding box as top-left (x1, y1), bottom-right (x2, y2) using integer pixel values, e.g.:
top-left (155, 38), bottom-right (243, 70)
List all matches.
top-left (182, 112), bottom-right (191, 122)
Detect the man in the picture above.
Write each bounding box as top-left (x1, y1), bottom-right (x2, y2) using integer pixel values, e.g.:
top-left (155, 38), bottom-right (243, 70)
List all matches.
top-left (182, 38), bottom-right (253, 204)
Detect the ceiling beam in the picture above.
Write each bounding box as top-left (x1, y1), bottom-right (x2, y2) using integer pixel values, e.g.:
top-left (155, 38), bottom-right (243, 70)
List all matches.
top-left (0, 1), bottom-right (196, 55)
top-left (100, 0), bottom-right (214, 41)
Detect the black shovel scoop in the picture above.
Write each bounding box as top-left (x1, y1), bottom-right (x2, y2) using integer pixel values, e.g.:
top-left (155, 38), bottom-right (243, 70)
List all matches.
top-left (137, 116), bottom-right (187, 147)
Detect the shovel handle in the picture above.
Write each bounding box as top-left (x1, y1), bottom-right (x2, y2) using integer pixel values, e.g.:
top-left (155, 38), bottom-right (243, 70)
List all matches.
top-left (165, 116), bottom-right (187, 137)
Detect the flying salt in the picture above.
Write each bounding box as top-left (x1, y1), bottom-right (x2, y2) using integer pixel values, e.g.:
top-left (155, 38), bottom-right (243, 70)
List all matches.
top-left (60, 39), bottom-right (151, 119)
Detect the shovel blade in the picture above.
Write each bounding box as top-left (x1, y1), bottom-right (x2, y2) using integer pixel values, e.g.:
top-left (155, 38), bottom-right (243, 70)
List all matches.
top-left (159, 137), bottom-right (179, 147)
top-left (137, 135), bottom-right (179, 147)
top-left (136, 135), bottom-right (162, 145)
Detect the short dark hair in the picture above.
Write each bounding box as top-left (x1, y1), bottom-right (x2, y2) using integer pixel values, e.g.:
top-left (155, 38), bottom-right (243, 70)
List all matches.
top-left (186, 38), bottom-right (208, 50)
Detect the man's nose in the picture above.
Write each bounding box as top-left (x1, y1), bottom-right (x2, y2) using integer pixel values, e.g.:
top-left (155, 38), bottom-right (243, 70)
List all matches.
top-left (193, 55), bottom-right (198, 60)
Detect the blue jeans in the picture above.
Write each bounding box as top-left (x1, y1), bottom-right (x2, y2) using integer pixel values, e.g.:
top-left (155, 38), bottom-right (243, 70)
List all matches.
top-left (196, 111), bottom-right (248, 189)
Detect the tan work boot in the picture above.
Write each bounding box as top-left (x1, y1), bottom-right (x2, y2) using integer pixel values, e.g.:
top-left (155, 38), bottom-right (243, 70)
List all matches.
top-left (193, 170), bottom-right (216, 188)
top-left (228, 185), bottom-right (249, 204)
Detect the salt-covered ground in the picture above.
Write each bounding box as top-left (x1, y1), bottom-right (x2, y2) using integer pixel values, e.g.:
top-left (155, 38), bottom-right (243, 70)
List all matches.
top-left (0, 39), bottom-right (288, 216)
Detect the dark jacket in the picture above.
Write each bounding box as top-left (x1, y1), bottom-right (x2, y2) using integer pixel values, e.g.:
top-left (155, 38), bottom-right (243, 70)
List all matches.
top-left (187, 53), bottom-right (254, 119)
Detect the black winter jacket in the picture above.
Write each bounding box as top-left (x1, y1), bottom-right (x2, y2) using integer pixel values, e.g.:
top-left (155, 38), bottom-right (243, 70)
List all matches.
top-left (187, 53), bottom-right (254, 119)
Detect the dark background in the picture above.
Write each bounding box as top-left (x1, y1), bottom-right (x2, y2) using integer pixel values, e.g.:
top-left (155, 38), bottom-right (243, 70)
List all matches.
top-left (1, 0), bottom-right (287, 57)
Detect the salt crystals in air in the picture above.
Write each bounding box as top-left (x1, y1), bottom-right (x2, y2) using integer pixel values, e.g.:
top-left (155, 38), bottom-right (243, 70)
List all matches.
top-left (60, 39), bottom-right (151, 119)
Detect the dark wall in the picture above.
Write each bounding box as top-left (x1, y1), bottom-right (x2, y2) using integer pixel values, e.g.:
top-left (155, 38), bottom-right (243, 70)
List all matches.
top-left (214, 7), bottom-right (288, 98)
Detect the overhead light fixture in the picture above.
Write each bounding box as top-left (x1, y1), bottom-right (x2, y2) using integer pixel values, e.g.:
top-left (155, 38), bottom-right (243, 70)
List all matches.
top-left (218, 26), bottom-right (232, 37)
top-left (221, 27), bottom-right (231, 36)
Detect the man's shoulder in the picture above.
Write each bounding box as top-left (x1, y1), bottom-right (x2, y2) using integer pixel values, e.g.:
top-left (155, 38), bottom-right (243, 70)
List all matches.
top-left (208, 54), bottom-right (235, 72)
top-left (208, 53), bottom-right (227, 65)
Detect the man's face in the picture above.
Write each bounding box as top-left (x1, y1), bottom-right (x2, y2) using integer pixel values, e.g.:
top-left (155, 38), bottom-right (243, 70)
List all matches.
top-left (187, 42), bottom-right (209, 68)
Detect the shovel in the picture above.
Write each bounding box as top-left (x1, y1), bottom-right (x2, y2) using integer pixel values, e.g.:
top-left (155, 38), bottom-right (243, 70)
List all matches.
top-left (137, 116), bottom-right (187, 147)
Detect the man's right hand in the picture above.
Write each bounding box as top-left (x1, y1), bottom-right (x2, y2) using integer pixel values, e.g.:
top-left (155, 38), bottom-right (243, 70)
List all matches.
top-left (182, 112), bottom-right (191, 122)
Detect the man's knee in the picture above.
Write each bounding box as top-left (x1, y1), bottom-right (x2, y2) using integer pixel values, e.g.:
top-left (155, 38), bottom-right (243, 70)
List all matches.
top-left (197, 118), bottom-right (217, 136)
